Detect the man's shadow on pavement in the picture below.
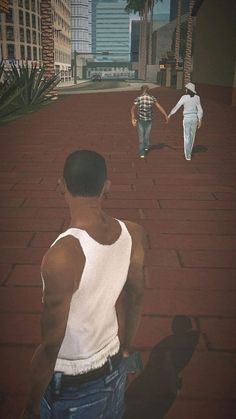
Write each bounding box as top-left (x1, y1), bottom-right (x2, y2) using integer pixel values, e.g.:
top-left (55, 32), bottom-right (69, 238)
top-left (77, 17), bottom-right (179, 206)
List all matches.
top-left (192, 145), bottom-right (208, 156)
top-left (148, 143), bottom-right (176, 152)
top-left (124, 316), bottom-right (200, 419)
top-left (147, 144), bottom-right (208, 156)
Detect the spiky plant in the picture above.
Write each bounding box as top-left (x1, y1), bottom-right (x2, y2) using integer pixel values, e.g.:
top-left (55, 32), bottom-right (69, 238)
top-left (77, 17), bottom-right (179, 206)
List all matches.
top-left (0, 61), bottom-right (60, 119)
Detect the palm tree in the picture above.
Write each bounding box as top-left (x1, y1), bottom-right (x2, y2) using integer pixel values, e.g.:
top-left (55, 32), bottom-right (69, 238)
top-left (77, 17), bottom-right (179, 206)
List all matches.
top-left (184, 0), bottom-right (195, 84)
top-left (125, 0), bottom-right (162, 80)
top-left (40, 0), bottom-right (55, 79)
top-left (147, 0), bottom-right (154, 65)
top-left (175, 0), bottom-right (182, 70)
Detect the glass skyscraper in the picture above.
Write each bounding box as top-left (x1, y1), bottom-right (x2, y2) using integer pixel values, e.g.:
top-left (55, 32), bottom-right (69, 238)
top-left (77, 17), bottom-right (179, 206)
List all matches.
top-left (71, 0), bottom-right (91, 52)
top-left (92, 0), bottom-right (130, 62)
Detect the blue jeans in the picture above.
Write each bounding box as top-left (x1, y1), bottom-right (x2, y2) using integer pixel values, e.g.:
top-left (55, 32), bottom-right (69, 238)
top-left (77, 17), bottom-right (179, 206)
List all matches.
top-left (40, 358), bottom-right (127, 419)
top-left (137, 119), bottom-right (152, 155)
top-left (183, 115), bottom-right (198, 159)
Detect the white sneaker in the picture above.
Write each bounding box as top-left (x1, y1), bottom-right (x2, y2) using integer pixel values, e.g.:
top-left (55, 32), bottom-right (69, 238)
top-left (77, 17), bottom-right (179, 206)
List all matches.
top-left (144, 148), bottom-right (149, 151)
top-left (140, 155), bottom-right (145, 158)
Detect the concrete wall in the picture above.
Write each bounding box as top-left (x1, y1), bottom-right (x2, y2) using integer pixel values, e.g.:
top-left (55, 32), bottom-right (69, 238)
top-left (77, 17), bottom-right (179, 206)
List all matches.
top-left (192, 0), bottom-right (236, 105)
top-left (146, 64), bottom-right (159, 82)
top-left (152, 14), bottom-right (187, 67)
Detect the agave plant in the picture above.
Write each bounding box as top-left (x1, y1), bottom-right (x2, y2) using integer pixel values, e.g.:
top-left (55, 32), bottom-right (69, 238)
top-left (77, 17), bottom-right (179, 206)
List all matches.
top-left (7, 62), bottom-right (60, 106)
top-left (0, 61), bottom-right (60, 119)
top-left (0, 61), bottom-right (24, 117)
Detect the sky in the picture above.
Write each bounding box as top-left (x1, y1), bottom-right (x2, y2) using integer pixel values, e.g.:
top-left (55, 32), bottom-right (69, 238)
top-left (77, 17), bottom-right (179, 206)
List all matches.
top-left (130, 0), bottom-right (170, 19)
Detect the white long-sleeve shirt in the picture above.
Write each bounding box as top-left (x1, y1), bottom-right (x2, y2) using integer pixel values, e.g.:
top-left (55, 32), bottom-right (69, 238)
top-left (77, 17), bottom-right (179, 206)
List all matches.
top-left (168, 94), bottom-right (203, 120)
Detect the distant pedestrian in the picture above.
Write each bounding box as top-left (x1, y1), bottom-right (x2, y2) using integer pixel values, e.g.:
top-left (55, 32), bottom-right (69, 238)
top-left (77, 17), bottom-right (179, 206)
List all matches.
top-left (168, 82), bottom-right (203, 161)
top-left (131, 85), bottom-right (168, 158)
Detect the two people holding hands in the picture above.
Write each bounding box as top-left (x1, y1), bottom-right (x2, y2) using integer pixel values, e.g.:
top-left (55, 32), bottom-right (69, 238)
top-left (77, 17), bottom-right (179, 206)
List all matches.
top-left (131, 82), bottom-right (203, 161)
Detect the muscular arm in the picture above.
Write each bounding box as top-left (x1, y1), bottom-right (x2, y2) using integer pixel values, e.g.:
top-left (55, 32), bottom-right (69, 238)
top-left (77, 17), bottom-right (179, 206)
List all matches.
top-left (22, 239), bottom-right (85, 418)
top-left (122, 223), bottom-right (147, 355)
top-left (155, 101), bottom-right (168, 123)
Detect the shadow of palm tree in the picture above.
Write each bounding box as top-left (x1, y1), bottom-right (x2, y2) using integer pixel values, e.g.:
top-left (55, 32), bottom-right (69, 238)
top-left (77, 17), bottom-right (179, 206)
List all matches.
top-left (124, 316), bottom-right (200, 419)
top-left (192, 144), bottom-right (208, 155)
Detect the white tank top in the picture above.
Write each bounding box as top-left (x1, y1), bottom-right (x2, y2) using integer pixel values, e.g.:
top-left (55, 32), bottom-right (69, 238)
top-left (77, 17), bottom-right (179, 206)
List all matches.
top-left (45, 219), bottom-right (132, 375)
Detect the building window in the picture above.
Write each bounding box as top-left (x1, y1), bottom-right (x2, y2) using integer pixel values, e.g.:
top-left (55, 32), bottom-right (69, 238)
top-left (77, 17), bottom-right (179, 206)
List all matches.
top-left (25, 0), bottom-right (30, 10)
top-left (7, 44), bottom-right (15, 59)
top-left (18, 0), bottom-right (23, 7)
top-left (6, 26), bottom-right (14, 41)
top-left (6, 8), bottom-right (13, 23)
top-left (20, 27), bottom-right (24, 42)
top-left (26, 12), bottom-right (30, 27)
top-left (19, 10), bottom-right (24, 25)
top-left (27, 45), bottom-right (32, 60)
top-left (33, 46), bottom-right (37, 60)
top-left (32, 14), bottom-right (36, 28)
top-left (26, 29), bottom-right (31, 43)
top-left (20, 45), bottom-right (25, 59)
top-left (32, 0), bottom-right (36, 12)
top-left (32, 31), bottom-right (37, 44)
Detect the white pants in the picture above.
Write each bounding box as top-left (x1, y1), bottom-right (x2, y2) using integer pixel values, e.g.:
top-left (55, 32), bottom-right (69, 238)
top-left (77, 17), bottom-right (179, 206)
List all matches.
top-left (183, 115), bottom-right (198, 159)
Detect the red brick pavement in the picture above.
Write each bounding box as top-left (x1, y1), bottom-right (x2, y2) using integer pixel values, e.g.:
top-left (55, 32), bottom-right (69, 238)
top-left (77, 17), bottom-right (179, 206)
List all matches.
top-left (0, 87), bottom-right (236, 418)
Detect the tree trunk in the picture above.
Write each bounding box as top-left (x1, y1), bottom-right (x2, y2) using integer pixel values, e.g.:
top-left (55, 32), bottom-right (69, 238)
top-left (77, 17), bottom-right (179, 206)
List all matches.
top-left (148, 0), bottom-right (154, 65)
top-left (184, 0), bottom-right (195, 85)
top-left (138, 16), bottom-right (144, 79)
top-left (139, 1), bottom-right (148, 80)
top-left (175, 0), bottom-right (182, 69)
top-left (41, 0), bottom-right (55, 79)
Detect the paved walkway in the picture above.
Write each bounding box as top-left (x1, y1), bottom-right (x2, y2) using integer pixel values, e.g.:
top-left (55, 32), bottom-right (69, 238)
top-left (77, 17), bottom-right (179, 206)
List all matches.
top-left (0, 87), bottom-right (236, 419)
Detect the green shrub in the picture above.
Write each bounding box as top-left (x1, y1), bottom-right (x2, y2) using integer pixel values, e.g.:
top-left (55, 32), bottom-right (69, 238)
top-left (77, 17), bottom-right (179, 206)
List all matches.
top-left (0, 61), bottom-right (60, 119)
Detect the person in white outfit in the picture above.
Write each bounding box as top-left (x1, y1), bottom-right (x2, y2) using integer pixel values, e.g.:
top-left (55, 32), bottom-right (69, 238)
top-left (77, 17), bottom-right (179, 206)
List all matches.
top-left (168, 82), bottom-right (203, 160)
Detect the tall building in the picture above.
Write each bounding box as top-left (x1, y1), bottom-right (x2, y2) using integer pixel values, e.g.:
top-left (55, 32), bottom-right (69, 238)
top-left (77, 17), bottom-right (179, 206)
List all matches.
top-left (0, 0), bottom-right (9, 13)
top-left (0, 0), bottom-right (71, 80)
top-left (52, 0), bottom-right (71, 74)
top-left (0, 0), bottom-right (42, 64)
top-left (153, 0), bottom-right (170, 25)
top-left (92, 0), bottom-right (130, 62)
top-left (71, 0), bottom-right (91, 53)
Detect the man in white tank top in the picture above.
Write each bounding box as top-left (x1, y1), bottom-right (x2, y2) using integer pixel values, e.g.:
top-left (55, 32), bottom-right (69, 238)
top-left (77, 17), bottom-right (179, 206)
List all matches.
top-left (22, 150), bottom-right (146, 419)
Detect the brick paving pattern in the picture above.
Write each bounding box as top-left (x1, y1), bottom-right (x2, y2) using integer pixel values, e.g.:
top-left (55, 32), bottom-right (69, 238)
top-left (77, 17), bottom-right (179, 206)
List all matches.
top-left (0, 87), bottom-right (236, 418)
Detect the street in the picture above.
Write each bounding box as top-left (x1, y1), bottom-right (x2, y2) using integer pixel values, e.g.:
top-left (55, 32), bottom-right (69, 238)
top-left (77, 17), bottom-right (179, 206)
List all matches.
top-left (0, 86), bottom-right (236, 419)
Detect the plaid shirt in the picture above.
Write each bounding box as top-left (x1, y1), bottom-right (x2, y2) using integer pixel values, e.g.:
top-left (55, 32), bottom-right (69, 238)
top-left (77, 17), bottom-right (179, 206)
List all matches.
top-left (134, 94), bottom-right (157, 121)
